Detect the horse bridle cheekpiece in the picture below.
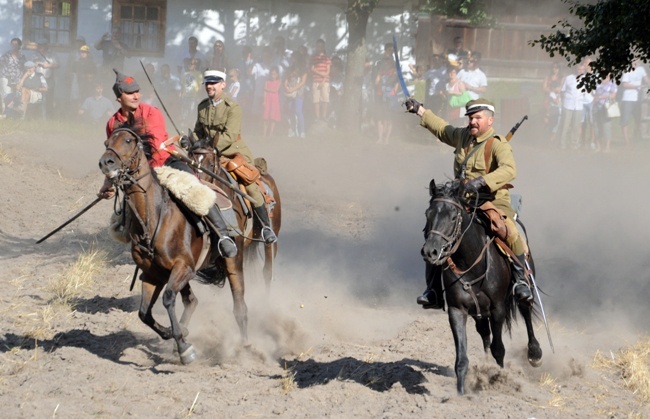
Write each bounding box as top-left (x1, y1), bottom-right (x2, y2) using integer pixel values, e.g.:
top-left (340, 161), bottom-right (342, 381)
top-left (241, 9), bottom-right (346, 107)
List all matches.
top-left (105, 127), bottom-right (145, 182)
top-left (426, 197), bottom-right (464, 264)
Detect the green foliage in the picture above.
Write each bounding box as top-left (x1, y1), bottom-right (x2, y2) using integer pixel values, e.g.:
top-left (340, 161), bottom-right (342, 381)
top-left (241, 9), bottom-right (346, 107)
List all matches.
top-left (421, 0), bottom-right (494, 26)
top-left (530, 0), bottom-right (650, 91)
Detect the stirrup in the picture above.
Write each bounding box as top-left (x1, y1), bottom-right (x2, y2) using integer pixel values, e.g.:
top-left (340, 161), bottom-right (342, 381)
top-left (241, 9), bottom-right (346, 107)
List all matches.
top-left (261, 226), bottom-right (277, 244)
top-left (217, 236), bottom-right (237, 258)
top-left (513, 279), bottom-right (533, 302)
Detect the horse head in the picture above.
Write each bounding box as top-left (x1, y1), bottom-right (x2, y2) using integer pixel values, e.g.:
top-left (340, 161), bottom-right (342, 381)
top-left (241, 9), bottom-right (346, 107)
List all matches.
top-left (421, 179), bottom-right (467, 265)
top-left (99, 123), bottom-right (151, 185)
top-left (187, 137), bottom-right (218, 182)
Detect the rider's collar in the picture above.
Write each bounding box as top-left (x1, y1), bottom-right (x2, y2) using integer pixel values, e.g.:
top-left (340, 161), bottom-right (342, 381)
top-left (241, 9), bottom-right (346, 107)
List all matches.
top-left (210, 98), bottom-right (223, 107)
top-left (474, 127), bottom-right (495, 143)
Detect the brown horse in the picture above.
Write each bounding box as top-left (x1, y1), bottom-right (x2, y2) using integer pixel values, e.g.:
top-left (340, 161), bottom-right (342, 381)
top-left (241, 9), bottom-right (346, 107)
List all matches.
top-left (98, 126), bottom-right (275, 364)
top-left (188, 138), bottom-right (281, 293)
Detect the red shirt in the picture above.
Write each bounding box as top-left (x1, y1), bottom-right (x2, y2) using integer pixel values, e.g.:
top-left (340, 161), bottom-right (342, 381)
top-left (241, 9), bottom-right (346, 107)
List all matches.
top-left (106, 102), bottom-right (174, 168)
top-left (310, 53), bottom-right (331, 83)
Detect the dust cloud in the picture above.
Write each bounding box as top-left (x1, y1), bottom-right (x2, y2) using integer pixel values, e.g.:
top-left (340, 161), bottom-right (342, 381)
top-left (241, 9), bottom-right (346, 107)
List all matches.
top-left (256, 108), bottom-right (650, 348)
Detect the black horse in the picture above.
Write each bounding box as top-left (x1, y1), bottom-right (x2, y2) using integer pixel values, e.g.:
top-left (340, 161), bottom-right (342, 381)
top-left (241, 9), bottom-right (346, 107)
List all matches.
top-left (421, 179), bottom-right (542, 395)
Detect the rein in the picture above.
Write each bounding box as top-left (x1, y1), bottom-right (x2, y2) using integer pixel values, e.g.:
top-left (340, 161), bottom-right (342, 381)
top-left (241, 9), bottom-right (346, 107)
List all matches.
top-left (105, 128), bottom-right (165, 258)
top-left (427, 193), bottom-right (491, 318)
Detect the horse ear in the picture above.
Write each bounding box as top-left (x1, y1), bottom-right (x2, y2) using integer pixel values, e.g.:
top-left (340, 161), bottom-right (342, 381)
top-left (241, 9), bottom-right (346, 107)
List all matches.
top-left (429, 179), bottom-right (437, 196)
top-left (127, 112), bottom-right (136, 127)
top-left (187, 128), bottom-right (197, 146)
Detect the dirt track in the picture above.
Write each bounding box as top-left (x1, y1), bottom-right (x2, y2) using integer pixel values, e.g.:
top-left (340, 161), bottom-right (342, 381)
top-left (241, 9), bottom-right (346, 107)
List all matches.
top-left (0, 118), bottom-right (648, 417)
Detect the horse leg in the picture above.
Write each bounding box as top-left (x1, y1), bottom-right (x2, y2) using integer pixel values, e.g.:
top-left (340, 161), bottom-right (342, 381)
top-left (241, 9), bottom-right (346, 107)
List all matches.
top-left (475, 316), bottom-right (491, 354)
top-left (178, 283), bottom-right (198, 338)
top-left (448, 306), bottom-right (469, 395)
top-left (519, 302), bottom-right (543, 367)
top-left (162, 265), bottom-right (196, 365)
top-left (225, 257), bottom-right (248, 343)
top-left (262, 242), bottom-right (275, 295)
top-left (488, 306), bottom-right (507, 368)
top-left (139, 278), bottom-right (173, 340)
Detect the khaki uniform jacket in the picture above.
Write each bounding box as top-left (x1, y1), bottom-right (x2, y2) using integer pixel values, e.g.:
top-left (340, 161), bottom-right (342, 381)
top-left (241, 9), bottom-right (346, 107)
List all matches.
top-left (193, 95), bottom-right (254, 163)
top-left (420, 109), bottom-right (517, 218)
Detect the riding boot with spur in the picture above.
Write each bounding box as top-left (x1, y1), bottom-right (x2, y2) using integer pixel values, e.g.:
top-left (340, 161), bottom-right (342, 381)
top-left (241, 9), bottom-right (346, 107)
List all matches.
top-left (416, 264), bottom-right (445, 309)
top-left (253, 205), bottom-right (277, 244)
top-left (205, 206), bottom-right (238, 258)
top-left (511, 254), bottom-right (533, 303)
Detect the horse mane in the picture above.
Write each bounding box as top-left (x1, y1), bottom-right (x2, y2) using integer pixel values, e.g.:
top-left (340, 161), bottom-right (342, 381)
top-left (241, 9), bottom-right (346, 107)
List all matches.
top-left (113, 121), bottom-right (155, 161)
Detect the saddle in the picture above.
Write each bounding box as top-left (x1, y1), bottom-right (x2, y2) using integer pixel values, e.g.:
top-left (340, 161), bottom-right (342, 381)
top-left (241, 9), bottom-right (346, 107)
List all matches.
top-left (476, 201), bottom-right (530, 268)
top-left (219, 154), bottom-right (276, 213)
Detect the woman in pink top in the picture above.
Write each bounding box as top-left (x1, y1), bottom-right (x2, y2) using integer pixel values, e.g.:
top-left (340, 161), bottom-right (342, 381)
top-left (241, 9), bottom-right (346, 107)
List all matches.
top-left (263, 66), bottom-right (281, 138)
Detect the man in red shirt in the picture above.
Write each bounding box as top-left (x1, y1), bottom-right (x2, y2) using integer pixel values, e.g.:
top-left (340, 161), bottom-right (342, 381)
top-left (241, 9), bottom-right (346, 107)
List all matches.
top-left (99, 69), bottom-right (237, 258)
top-left (310, 38), bottom-right (331, 121)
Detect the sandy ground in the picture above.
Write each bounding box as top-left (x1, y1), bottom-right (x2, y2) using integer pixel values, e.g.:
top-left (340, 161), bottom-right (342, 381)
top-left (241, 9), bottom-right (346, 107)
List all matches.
top-left (0, 116), bottom-right (648, 418)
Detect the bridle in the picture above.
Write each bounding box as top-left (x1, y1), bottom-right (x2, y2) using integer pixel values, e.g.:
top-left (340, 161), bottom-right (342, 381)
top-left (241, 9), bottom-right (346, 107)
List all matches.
top-left (104, 127), bottom-right (149, 188)
top-left (426, 197), bottom-right (465, 265)
top-left (425, 190), bottom-right (494, 317)
top-left (103, 127), bottom-right (163, 258)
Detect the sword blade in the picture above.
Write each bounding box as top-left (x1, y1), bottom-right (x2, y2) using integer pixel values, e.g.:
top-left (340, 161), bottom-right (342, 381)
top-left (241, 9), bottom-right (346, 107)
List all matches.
top-left (392, 35), bottom-right (410, 99)
top-left (526, 260), bottom-right (555, 353)
top-left (36, 196), bottom-right (104, 244)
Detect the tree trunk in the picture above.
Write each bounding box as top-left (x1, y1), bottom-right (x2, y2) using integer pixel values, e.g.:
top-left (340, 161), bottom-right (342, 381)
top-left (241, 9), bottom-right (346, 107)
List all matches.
top-left (340, 0), bottom-right (377, 135)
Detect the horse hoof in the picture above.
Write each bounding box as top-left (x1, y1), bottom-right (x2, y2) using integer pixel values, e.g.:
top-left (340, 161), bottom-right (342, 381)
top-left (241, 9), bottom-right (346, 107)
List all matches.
top-left (179, 345), bottom-right (196, 365)
top-left (528, 357), bottom-right (542, 367)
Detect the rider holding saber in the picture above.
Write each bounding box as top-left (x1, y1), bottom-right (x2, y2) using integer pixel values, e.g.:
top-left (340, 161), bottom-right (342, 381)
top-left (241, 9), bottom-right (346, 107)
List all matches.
top-left (98, 69), bottom-right (238, 258)
top-left (404, 97), bottom-right (533, 309)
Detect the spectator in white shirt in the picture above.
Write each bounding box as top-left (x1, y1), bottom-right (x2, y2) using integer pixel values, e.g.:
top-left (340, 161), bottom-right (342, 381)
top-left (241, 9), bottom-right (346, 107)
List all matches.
top-left (457, 53), bottom-right (487, 100)
top-left (620, 61), bottom-right (650, 145)
top-left (558, 63), bottom-right (585, 149)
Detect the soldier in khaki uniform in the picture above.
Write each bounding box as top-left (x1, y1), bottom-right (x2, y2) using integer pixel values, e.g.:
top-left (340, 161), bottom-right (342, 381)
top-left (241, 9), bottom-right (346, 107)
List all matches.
top-left (404, 97), bottom-right (532, 308)
top-left (193, 70), bottom-right (277, 244)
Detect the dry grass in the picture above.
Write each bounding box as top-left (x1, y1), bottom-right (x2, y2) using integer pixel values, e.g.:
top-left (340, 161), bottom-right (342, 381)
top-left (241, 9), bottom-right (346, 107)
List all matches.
top-left (539, 372), bottom-right (566, 408)
top-left (593, 338), bottom-right (650, 402)
top-left (0, 143), bottom-right (12, 164)
top-left (280, 363), bottom-right (297, 394)
top-left (48, 246), bottom-right (107, 309)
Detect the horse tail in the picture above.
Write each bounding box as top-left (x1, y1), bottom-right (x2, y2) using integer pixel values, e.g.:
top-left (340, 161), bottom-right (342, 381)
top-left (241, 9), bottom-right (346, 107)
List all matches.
top-left (504, 291), bottom-right (517, 334)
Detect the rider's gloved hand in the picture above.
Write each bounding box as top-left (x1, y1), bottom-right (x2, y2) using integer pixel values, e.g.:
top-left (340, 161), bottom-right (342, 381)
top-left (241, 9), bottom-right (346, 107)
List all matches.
top-left (404, 98), bottom-right (422, 114)
top-left (464, 176), bottom-right (487, 193)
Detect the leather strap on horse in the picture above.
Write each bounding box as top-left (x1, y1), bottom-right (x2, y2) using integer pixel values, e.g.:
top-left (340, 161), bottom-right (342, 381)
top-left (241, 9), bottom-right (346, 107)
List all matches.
top-left (446, 237), bottom-right (494, 319)
top-left (493, 236), bottom-right (527, 269)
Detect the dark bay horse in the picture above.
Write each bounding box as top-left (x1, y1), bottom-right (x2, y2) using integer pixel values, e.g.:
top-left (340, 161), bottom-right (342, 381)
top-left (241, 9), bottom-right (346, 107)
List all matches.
top-left (98, 126), bottom-right (252, 364)
top-left (188, 138), bottom-right (281, 293)
top-left (421, 179), bottom-right (542, 394)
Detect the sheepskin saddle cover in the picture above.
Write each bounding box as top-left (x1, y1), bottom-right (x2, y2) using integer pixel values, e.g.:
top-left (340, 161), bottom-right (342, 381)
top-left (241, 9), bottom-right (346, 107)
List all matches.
top-left (154, 166), bottom-right (216, 216)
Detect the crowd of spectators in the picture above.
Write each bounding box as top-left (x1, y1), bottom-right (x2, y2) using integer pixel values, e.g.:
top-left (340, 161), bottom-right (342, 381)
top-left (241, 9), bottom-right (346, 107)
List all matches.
top-left (542, 57), bottom-right (649, 152)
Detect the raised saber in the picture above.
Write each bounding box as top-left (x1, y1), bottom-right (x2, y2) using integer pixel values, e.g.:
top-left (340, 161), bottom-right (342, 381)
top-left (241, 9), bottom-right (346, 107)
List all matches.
top-left (36, 197), bottom-right (103, 244)
top-left (392, 35), bottom-right (410, 99)
top-left (505, 115), bottom-right (528, 142)
top-left (139, 60), bottom-right (182, 137)
top-left (526, 260), bottom-right (555, 353)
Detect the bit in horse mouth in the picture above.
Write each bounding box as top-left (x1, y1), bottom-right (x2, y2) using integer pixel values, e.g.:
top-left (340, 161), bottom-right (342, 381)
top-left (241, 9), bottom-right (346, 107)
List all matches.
top-left (103, 170), bottom-right (120, 179)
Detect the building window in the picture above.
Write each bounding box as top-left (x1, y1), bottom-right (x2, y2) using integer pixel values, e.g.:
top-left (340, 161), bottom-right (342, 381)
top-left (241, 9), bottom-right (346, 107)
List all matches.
top-left (113, 0), bottom-right (166, 56)
top-left (23, 0), bottom-right (78, 47)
